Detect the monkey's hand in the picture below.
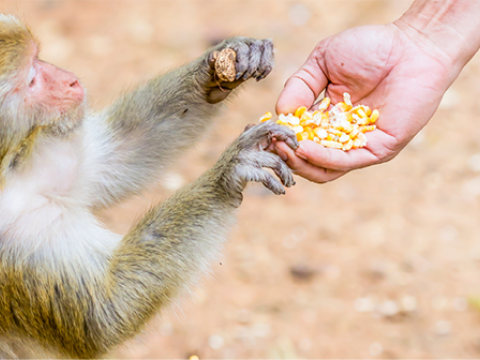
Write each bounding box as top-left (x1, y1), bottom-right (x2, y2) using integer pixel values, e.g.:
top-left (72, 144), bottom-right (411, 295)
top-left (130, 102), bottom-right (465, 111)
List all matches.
top-left (204, 37), bottom-right (274, 104)
top-left (214, 121), bottom-right (298, 205)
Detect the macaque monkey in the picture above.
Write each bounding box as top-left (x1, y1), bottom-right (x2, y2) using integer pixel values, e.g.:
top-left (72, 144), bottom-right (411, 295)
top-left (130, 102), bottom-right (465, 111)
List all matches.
top-left (0, 15), bottom-right (298, 359)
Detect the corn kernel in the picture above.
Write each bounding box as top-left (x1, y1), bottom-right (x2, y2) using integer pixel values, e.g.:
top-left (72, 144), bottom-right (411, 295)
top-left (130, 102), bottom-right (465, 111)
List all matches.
top-left (370, 109), bottom-right (379, 123)
top-left (305, 126), bottom-right (315, 140)
top-left (259, 111), bottom-right (273, 122)
top-left (300, 111), bottom-right (312, 122)
top-left (363, 106), bottom-right (372, 117)
top-left (260, 92), bottom-right (378, 151)
top-left (292, 125), bottom-right (304, 134)
top-left (321, 140), bottom-right (343, 149)
top-left (356, 108), bottom-right (367, 119)
top-left (339, 133), bottom-right (350, 143)
top-left (317, 97), bottom-right (331, 112)
top-left (341, 120), bottom-right (353, 133)
top-left (349, 128), bottom-right (359, 139)
top-left (343, 139), bottom-right (354, 151)
top-left (360, 125), bottom-right (376, 132)
top-left (334, 102), bottom-right (350, 113)
top-left (314, 128), bottom-right (328, 139)
top-left (297, 132), bottom-right (310, 141)
top-left (295, 106), bottom-right (308, 118)
top-left (329, 128), bottom-right (343, 136)
top-left (343, 92), bottom-right (352, 107)
top-left (356, 117), bottom-right (369, 126)
top-left (353, 138), bottom-right (363, 148)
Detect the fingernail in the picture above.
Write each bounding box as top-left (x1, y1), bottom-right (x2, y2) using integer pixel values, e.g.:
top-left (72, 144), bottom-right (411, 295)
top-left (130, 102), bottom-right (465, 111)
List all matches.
top-left (295, 144), bottom-right (307, 160)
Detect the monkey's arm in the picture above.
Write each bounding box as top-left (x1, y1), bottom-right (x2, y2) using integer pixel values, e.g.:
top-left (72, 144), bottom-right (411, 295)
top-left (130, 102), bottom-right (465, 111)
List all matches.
top-left (0, 123), bottom-right (296, 359)
top-left (83, 37), bottom-right (273, 209)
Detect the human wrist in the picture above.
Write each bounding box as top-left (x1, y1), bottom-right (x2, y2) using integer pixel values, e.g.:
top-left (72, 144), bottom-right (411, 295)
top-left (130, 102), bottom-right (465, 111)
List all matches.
top-left (394, 0), bottom-right (480, 75)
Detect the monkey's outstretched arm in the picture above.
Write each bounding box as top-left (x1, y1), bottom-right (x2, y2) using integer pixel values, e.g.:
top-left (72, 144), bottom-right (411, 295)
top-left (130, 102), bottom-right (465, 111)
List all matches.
top-left (83, 37), bottom-right (273, 209)
top-left (0, 123), bottom-right (296, 359)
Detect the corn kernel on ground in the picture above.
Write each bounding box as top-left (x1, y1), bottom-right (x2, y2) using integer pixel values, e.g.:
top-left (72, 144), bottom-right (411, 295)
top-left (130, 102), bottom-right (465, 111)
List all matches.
top-left (259, 93), bottom-right (379, 151)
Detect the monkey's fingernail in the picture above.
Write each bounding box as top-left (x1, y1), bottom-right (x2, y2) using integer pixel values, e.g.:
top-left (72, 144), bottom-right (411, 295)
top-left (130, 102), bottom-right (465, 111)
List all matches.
top-left (282, 190), bottom-right (286, 195)
top-left (293, 181), bottom-right (296, 186)
top-left (236, 73), bottom-right (242, 80)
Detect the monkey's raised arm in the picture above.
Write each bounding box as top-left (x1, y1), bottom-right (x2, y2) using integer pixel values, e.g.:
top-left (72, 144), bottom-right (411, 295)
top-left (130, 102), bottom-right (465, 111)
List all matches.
top-left (83, 37), bottom-right (273, 209)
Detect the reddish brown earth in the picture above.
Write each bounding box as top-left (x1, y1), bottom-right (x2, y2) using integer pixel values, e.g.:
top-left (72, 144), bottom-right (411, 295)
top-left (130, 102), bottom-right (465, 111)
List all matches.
top-left (2, 1), bottom-right (480, 358)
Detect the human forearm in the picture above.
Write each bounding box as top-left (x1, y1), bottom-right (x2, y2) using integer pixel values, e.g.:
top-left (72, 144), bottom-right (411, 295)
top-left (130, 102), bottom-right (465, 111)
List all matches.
top-left (394, 0), bottom-right (480, 77)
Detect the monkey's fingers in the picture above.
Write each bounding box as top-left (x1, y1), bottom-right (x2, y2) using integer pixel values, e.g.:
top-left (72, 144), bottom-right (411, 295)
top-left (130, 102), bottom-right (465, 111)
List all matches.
top-left (237, 165), bottom-right (286, 195)
top-left (239, 151), bottom-right (295, 188)
top-left (268, 125), bottom-right (299, 150)
top-left (255, 40), bottom-right (274, 81)
top-left (233, 38), bottom-right (274, 82)
top-left (257, 152), bottom-right (295, 188)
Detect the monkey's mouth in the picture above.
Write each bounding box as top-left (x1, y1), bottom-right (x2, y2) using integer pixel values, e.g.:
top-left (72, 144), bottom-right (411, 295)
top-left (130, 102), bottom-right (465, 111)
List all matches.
top-left (36, 96), bottom-right (87, 136)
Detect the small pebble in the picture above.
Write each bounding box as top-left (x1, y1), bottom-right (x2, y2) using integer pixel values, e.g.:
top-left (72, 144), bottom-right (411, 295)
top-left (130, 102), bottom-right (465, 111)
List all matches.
top-left (208, 334), bottom-right (224, 349)
top-left (378, 300), bottom-right (399, 317)
top-left (354, 297), bottom-right (374, 313)
top-left (289, 264), bottom-right (316, 281)
top-left (434, 320), bottom-right (451, 336)
top-left (369, 342), bottom-right (383, 356)
top-left (401, 296), bottom-right (417, 312)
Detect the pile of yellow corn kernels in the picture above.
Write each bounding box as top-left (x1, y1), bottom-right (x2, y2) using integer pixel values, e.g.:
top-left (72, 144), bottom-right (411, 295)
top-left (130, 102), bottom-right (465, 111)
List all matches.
top-left (259, 93), bottom-right (379, 151)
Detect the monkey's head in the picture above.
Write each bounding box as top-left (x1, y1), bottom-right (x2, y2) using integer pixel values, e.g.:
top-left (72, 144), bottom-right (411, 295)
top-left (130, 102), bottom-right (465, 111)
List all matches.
top-left (0, 15), bottom-right (86, 136)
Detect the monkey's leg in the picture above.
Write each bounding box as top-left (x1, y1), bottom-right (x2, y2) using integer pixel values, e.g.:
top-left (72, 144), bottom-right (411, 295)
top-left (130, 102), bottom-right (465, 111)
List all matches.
top-left (83, 37), bottom-right (274, 209)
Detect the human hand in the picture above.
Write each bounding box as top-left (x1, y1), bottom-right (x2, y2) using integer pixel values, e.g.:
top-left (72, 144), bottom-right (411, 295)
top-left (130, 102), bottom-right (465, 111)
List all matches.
top-left (274, 23), bottom-right (459, 183)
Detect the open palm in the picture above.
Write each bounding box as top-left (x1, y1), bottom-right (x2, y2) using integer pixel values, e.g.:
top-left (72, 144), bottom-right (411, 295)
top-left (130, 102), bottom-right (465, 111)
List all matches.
top-left (275, 24), bottom-right (456, 182)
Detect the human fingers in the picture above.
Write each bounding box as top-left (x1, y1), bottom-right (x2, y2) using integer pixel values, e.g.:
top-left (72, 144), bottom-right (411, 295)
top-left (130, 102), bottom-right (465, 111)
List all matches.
top-left (275, 47), bottom-right (329, 115)
top-left (274, 141), bottom-right (346, 183)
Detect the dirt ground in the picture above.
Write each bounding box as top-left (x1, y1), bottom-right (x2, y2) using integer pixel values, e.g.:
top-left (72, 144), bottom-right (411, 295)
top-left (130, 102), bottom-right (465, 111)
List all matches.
top-left (3, 0), bottom-right (480, 358)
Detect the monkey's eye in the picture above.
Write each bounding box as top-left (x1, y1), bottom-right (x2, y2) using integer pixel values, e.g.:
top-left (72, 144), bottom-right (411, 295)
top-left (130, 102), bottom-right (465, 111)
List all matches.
top-left (28, 66), bottom-right (36, 86)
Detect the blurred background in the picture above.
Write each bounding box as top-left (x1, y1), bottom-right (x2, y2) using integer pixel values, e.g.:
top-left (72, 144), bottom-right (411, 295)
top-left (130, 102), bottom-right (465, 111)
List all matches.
top-left (3, 0), bottom-right (480, 358)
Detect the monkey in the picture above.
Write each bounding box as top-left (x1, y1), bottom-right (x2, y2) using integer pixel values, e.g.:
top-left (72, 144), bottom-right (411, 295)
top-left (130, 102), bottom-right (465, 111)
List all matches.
top-left (0, 15), bottom-right (299, 359)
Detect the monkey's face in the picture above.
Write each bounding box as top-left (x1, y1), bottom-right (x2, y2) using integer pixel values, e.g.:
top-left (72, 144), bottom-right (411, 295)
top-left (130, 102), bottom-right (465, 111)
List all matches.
top-left (0, 15), bottom-right (86, 133)
top-left (26, 58), bottom-right (85, 120)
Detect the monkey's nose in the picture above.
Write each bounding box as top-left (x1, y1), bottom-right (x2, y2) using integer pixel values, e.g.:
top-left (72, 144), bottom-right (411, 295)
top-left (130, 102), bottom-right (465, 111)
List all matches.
top-left (70, 80), bottom-right (79, 88)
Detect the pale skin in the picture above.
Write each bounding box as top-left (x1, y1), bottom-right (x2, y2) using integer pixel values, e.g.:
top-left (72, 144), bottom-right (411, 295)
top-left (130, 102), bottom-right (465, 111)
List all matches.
top-left (274, 0), bottom-right (480, 183)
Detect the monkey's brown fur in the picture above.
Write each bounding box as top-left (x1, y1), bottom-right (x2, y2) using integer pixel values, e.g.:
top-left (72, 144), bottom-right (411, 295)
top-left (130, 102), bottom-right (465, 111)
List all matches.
top-left (0, 16), bottom-right (297, 359)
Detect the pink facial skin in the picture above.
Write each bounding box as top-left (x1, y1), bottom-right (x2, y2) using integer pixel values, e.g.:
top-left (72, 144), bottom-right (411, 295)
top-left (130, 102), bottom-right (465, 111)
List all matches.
top-left (16, 42), bottom-right (85, 115)
top-left (27, 59), bottom-right (85, 114)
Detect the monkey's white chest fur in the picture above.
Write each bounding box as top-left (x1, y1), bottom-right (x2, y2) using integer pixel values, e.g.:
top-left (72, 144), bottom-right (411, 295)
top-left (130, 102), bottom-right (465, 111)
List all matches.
top-left (0, 139), bottom-right (79, 237)
top-left (0, 135), bottom-right (120, 260)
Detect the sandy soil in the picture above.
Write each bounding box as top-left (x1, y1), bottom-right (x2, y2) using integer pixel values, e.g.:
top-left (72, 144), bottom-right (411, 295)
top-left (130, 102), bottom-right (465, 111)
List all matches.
top-left (2, 0), bottom-right (480, 358)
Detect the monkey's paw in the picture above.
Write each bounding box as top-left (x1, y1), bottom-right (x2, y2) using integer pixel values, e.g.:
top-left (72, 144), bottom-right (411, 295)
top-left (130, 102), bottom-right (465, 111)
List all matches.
top-left (205, 37), bottom-right (274, 104)
top-left (226, 122), bottom-right (298, 195)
